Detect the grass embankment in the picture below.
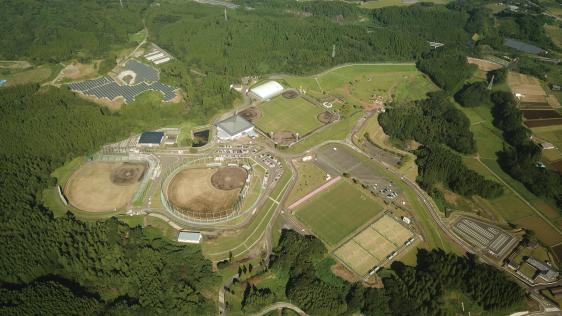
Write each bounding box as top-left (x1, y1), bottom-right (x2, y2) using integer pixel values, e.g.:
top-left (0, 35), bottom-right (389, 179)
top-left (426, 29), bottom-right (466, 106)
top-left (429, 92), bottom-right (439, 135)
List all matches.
top-left (286, 160), bottom-right (328, 205)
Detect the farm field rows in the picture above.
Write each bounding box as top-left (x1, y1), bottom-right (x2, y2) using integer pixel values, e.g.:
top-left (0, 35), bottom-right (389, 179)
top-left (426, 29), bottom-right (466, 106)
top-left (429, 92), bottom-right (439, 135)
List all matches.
top-left (294, 178), bottom-right (384, 247)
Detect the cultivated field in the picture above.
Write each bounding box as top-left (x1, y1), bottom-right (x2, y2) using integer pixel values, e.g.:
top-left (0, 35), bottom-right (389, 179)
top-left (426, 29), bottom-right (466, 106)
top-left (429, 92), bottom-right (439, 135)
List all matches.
top-left (255, 95), bottom-right (324, 136)
top-left (334, 214), bottom-right (414, 276)
top-left (167, 167), bottom-right (246, 213)
top-left (64, 161), bottom-right (147, 212)
top-left (507, 72), bottom-right (560, 107)
top-left (294, 179), bottom-right (384, 246)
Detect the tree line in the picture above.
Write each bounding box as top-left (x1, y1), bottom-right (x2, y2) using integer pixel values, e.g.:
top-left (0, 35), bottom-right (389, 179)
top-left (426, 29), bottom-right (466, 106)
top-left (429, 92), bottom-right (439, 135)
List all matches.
top-left (240, 229), bottom-right (525, 315)
top-left (491, 91), bottom-right (562, 209)
top-left (0, 85), bottom-right (219, 314)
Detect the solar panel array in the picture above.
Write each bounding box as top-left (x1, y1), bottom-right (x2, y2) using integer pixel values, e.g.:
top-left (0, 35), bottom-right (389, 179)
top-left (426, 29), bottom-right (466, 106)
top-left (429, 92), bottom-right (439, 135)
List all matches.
top-left (124, 60), bottom-right (159, 83)
top-left (67, 77), bottom-right (177, 103)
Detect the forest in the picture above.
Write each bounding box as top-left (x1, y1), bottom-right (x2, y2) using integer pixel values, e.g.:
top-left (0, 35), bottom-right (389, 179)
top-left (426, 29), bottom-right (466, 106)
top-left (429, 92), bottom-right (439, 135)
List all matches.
top-left (0, 0), bottom-right (148, 63)
top-left (235, 230), bottom-right (525, 315)
top-left (379, 92), bottom-right (476, 154)
top-left (491, 92), bottom-right (562, 209)
top-left (146, 2), bottom-right (472, 78)
top-left (415, 144), bottom-right (503, 199)
top-left (0, 85), bottom-right (218, 314)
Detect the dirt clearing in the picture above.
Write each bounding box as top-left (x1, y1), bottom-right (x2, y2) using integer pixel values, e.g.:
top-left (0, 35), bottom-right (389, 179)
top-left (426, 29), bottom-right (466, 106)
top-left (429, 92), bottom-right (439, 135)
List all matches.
top-left (318, 111), bottom-right (337, 124)
top-left (467, 57), bottom-right (503, 72)
top-left (239, 107), bottom-right (261, 124)
top-left (64, 161), bottom-right (146, 212)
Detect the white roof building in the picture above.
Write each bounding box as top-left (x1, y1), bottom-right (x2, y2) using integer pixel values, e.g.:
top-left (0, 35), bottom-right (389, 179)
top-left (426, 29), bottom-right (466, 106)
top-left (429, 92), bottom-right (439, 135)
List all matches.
top-left (249, 81), bottom-right (284, 100)
top-left (216, 114), bottom-right (256, 140)
top-left (178, 231), bottom-right (202, 244)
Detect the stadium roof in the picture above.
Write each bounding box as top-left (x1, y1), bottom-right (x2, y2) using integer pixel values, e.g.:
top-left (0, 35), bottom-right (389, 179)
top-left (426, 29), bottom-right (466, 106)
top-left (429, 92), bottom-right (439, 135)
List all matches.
top-left (216, 115), bottom-right (253, 136)
top-left (250, 81), bottom-right (284, 100)
top-left (178, 231), bottom-right (202, 244)
top-left (138, 131), bottom-right (164, 144)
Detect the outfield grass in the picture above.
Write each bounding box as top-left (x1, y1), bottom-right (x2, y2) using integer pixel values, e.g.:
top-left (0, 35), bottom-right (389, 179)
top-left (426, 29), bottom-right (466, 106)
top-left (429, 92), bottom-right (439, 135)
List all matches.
top-left (286, 160), bottom-right (327, 205)
top-left (256, 96), bottom-right (324, 135)
top-left (202, 161), bottom-right (292, 261)
top-left (294, 179), bottom-right (384, 246)
top-left (286, 110), bottom-right (362, 154)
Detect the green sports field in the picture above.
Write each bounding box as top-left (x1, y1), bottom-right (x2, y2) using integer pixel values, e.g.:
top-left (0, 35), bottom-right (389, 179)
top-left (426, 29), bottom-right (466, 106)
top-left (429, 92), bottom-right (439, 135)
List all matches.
top-left (255, 96), bottom-right (324, 136)
top-left (294, 179), bottom-right (384, 246)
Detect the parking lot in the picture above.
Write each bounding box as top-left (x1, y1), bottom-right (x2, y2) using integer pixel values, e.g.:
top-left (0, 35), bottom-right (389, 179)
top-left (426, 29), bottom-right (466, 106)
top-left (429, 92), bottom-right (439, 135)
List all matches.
top-left (452, 217), bottom-right (518, 258)
top-left (314, 143), bottom-right (405, 204)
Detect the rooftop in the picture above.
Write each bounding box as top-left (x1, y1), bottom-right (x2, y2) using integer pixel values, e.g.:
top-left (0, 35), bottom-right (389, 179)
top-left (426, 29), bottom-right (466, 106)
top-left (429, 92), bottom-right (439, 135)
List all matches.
top-left (178, 231), bottom-right (202, 244)
top-left (138, 131), bottom-right (164, 144)
top-left (216, 114), bottom-right (254, 136)
top-left (504, 38), bottom-right (546, 55)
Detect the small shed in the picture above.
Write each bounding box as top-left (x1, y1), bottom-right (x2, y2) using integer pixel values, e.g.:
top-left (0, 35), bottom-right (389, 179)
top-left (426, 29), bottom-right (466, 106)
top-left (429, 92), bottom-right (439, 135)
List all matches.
top-left (177, 231), bottom-right (202, 244)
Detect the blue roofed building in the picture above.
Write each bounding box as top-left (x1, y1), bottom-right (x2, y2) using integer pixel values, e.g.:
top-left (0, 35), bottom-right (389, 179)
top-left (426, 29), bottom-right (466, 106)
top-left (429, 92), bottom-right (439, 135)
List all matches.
top-left (138, 131), bottom-right (164, 147)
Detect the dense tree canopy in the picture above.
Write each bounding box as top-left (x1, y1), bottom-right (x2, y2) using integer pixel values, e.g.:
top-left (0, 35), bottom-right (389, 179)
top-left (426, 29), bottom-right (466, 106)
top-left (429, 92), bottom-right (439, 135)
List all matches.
top-left (0, 0), bottom-right (148, 62)
top-left (417, 48), bottom-right (477, 93)
top-left (379, 92), bottom-right (476, 154)
top-left (265, 230), bottom-right (524, 316)
top-left (0, 85), bottom-right (218, 314)
top-left (455, 81), bottom-right (492, 107)
top-left (491, 92), bottom-right (562, 210)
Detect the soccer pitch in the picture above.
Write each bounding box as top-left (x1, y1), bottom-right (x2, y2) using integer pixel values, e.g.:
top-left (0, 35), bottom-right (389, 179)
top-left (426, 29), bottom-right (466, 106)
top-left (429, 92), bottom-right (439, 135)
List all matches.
top-left (294, 179), bottom-right (384, 246)
top-left (255, 96), bottom-right (324, 136)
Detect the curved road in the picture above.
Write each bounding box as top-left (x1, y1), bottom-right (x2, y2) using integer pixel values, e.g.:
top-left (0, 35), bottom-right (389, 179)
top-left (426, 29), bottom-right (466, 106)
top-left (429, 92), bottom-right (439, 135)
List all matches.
top-left (249, 302), bottom-right (308, 316)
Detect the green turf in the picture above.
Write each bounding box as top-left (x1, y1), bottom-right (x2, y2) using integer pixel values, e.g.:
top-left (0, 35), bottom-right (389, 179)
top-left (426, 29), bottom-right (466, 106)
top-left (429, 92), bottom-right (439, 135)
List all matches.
top-left (255, 96), bottom-right (324, 135)
top-left (294, 179), bottom-right (384, 246)
top-left (287, 161), bottom-right (328, 205)
top-left (3, 65), bottom-right (53, 86)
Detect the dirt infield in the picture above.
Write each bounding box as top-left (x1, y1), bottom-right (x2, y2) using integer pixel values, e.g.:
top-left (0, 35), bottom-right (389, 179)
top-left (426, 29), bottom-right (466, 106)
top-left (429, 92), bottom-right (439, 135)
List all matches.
top-left (282, 90), bottom-right (299, 99)
top-left (211, 167), bottom-right (247, 190)
top-left (525, 118), bottom-right (562, 128)
top-left (522, 110), bottom-right (562, 120)
top-left (239, 107), bottom-right (261, 123)
top-left (65, 161), bottom-right (147, 212)
top-left (467, 57), bottom-right (503, 72)
top-left (318, 111), bottom-right (337, 124)
top-left (272, 131), bottom-right (297, 145)
top-left (167, 168), bottom-right (246, 214)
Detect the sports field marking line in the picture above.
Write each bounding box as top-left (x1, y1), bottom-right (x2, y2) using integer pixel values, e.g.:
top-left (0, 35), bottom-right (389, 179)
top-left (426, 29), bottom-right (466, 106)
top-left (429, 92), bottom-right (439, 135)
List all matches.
top-left (351, 238), bottom-right (381, 263)
top-left (268, 196), bottom-right (279, 205)
top-left (207, 170), bottom-right (293, 258)
top-left (316, 155), bottom-right (343, 174)
top-left (314, 77), bottom-right (323, 92)
top-left (287, 176), bottom-right (341, 210)
top-left (476, 159), bottom-right (562, 235)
